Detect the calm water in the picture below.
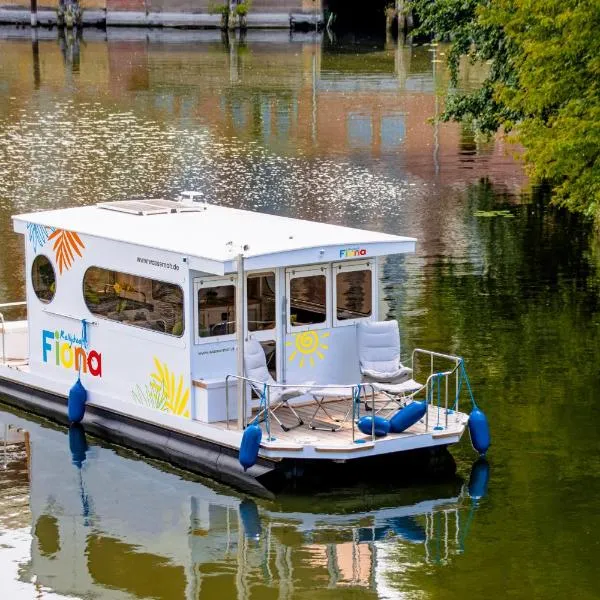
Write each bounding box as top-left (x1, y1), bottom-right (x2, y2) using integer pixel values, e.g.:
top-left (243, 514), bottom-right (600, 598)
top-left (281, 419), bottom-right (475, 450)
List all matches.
top-left (0, 27), bottom-right (599, 600)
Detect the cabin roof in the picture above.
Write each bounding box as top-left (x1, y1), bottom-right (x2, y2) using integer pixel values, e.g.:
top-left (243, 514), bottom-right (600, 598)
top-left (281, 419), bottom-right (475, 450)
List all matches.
top-left (13, 201), bottom-right (416, 274)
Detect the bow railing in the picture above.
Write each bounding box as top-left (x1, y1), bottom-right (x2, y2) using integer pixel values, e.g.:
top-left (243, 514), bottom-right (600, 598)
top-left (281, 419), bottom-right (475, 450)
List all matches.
top-left (0, 301), bottom-right (27, 365)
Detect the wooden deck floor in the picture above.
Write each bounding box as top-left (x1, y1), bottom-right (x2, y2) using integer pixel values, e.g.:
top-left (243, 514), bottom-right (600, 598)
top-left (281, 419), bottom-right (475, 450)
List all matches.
top-left (0, 363), bottom-right (466, 452)
top-left (215, 395), bottom-right (466, 449)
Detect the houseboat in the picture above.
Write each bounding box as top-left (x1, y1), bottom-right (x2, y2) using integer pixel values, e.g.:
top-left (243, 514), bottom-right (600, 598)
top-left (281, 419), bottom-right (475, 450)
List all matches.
top-left (0, 193), bottom-right (477, 498)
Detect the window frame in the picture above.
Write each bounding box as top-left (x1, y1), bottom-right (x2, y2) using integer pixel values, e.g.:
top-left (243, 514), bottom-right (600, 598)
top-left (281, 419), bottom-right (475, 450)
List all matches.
top-left (193, 275), bottom-right (238, 345)
top-left (285, 265), bottom-right (330, 334)
top-left (332, 260), bottom-right (374, 327)
top-left (82, 266), bottom-right (185, 338)
top-left (31, 254), bottom-right (56, 305)
top-left (246, 269), bottom-right (277, 342)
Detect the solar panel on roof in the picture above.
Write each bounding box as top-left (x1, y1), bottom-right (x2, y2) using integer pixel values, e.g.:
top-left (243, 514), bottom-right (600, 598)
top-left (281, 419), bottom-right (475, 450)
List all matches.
top-left (96, 199), bottom-right (205, 216)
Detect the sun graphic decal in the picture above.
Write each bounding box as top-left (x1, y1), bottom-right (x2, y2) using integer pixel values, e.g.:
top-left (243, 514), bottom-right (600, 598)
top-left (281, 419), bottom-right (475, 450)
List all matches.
top-left (286, 330), bottom-right (330, 368)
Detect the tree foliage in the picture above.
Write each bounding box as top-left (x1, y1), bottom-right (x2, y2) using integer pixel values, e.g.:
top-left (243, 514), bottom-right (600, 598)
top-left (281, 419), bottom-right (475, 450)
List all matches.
top-left (408, 0), bottom-right (600, 219)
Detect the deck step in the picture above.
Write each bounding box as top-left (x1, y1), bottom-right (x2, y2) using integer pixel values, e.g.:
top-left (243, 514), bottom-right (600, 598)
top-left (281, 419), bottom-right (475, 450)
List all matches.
top-left (314, 443), bottom-right (375, 453)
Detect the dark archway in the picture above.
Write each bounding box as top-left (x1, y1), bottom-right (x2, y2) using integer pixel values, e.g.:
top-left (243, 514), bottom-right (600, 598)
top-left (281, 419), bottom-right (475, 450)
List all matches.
top-left (325, 0), bottom-right (392, 33)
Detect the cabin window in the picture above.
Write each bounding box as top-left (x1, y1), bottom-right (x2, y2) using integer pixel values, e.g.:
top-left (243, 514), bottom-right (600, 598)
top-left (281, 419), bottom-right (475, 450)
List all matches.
top-left (31, 255), bottom-right (56, 304)
top-left (334, 261), bottom-right (373, 325)
top-left (286, 266), bottom-right (328, 332)
top-left (247, 271), bottom-right (276, 333)
top-left (83, 267), bottom-right (184, 337)
top-left (195, 276), bottom-right (236, 340)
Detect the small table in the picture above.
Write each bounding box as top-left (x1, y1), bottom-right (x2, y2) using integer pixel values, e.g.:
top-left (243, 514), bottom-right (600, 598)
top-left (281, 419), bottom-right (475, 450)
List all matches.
top-left (308, 386), bottom-right (356, 432)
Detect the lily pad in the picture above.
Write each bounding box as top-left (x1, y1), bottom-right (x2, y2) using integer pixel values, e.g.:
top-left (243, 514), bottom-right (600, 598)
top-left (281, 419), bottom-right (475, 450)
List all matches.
top-left (473, 210), bottom-right (515, 218)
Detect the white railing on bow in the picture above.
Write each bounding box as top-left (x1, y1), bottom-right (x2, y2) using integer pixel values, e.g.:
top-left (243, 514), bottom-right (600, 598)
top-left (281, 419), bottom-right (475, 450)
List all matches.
top-left (407, 349), bottom-right (463, 430)
top-left (0, 301), bottom-right (27, 365)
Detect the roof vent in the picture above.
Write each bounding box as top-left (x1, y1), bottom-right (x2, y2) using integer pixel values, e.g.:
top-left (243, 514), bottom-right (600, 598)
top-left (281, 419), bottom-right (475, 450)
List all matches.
top-left (179, 190), bottom-right (210, 206)
top-left (96, 199), bottom-right (205, 216)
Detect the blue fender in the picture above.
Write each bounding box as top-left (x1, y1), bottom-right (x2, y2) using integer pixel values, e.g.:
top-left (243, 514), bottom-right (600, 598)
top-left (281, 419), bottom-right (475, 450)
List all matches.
top-left (469, 408), bottom-right (491, 456)
top-left (68, 378), bottom-right (87, 424)
top-left (239, 424), bottom-right (262, 471)
top-left (389, 401), bottom-right (427, 433)
top-left (468, 457), bottom-right (490, 501)
top-left (357, 415), bottom-right (390, 437)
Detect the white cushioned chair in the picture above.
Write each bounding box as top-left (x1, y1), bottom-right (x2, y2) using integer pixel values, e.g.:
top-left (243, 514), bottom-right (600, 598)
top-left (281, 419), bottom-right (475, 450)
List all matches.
top-left (357, 320), bottom-right (423, 409)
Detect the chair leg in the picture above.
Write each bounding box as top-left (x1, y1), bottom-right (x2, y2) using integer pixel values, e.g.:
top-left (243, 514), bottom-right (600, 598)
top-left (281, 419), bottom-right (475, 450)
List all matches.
top-left (309, 397), bottom-right (342, 432)
top-left (363, 391), bottom-right (405, 415)
top-left (271, 401), bottom-right (304, 431)
top-left (375, 391), bottom-right (404, 415)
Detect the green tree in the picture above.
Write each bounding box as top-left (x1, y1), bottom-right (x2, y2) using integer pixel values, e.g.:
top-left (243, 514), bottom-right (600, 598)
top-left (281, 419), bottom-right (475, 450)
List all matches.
top-left (408, 0), bottom-right (600, 220)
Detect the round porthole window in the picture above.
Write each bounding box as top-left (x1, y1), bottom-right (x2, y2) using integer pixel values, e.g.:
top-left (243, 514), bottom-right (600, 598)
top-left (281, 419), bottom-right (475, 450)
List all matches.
top-left (31, 255), bottom-right (56, 304)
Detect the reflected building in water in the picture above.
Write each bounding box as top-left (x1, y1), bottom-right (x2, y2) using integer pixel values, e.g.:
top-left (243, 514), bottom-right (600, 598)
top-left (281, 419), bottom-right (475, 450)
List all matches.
top-left (0, 423), bottom-right (31, 531)
top-left (0, 29), bottom-right (526, 293)
top-left (0, 410), bottom-right (482, 599)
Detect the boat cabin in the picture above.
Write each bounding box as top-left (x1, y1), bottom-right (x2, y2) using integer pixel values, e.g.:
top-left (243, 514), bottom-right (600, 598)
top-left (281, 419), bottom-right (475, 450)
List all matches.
top-left (10, 196), bottom-right (417, 426)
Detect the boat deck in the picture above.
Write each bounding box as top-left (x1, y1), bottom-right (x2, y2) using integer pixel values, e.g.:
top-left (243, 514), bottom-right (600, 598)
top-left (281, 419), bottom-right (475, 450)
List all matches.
top-left (0, 360), bottom-right (468, 461)
top-left (214, 395), bottom-right (468, 453)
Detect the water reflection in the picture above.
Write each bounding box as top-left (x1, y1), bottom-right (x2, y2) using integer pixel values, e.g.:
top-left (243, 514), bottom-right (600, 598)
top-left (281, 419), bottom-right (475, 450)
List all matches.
top-left (31, 31), bottom-right (41, 90)
top-left (0, 30), bottom-right (523, 202)
top-left (0, 408), bottom-right (483, 598)
top-left (3, 23), bottom-right (598, 600)
top-left (0, 26), bottom-right (525, 307)
top-left (468, 458), bottom-right (489, 502)
top-left (58, 28), bottom-right (83, 73)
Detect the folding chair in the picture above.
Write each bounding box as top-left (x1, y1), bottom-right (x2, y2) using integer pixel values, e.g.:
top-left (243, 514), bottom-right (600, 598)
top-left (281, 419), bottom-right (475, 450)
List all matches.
top-left (244, 340), bottom-right (307, 432)
top-left (357, 320), bottom-right (423, 413)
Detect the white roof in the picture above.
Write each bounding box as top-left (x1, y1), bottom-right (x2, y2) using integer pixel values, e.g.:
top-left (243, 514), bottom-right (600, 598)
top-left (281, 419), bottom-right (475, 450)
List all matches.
top-left (13, 201), bottom-right (416, 274)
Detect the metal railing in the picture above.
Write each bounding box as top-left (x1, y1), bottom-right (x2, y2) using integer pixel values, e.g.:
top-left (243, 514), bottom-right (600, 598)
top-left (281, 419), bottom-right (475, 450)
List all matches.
top-left (409, 348), bottom-right (463, 430)
top-left (222, 349), bottom-right (464, 445)
top-left (0, 301), bottom-right (27, 365)
top-left (224, 374), bottom-right (378, 443)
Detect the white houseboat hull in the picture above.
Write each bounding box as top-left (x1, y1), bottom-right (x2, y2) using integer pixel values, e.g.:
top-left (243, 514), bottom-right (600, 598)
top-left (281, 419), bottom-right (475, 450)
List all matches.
top-left (0, 362), bottom-right (468, 498)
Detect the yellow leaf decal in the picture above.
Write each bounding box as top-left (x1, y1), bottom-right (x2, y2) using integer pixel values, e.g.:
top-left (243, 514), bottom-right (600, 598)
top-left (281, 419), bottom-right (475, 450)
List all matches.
top-left (142, 357), bottom-right (190, 418)
top-left (48, 229), bottom-right (85, 274)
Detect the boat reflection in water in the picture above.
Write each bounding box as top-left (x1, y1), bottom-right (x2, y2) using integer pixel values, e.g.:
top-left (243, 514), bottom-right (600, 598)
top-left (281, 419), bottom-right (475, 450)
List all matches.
top-left (1, 408), bottom-right (488, 598)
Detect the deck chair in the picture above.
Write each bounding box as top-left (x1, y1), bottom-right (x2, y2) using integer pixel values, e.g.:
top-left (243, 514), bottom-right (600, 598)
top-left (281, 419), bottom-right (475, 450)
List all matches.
top-left (244, 340), bottom-right (306, 432)
top-left (357, 320), bottom-right (423, 412)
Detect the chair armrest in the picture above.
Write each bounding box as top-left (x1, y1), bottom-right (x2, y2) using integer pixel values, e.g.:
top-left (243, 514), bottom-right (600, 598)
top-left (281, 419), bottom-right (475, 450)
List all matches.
top-left (274, 382), bottom-right (316, 400)
top-left (361, 366), bottom-right (413, 383)
top-left (311, 386), bottom-right (354, 398)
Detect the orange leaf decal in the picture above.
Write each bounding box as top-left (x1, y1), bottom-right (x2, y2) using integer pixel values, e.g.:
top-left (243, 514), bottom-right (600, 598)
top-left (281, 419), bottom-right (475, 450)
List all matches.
top-left (48, 229), bottom-right (85, 274)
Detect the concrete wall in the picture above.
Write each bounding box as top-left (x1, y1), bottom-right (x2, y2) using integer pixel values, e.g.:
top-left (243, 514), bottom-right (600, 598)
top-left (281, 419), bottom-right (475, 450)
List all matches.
top-left (0, 0), bottom-right (323, 27)
top-left (0, 0), bottom-right (105, 11)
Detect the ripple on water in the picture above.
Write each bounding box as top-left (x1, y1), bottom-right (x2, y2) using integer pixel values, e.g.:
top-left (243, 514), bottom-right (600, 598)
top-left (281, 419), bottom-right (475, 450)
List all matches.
top-left (0, 102), bottom-right (416, 232)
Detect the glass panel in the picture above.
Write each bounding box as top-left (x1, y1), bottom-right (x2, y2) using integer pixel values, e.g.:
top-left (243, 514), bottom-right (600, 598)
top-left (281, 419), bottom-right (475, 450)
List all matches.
top-left (31, 255), bottom-right (56, 304)
top-left (253, 341), bottom-right (276, 396)
top-left (198, 284), bottom-right (236, 338)
top-left (83, 267), bottom-right (184, 336)
top-left (289, 274), bottom-right (326, 327)
top-left (247, 272), bottom-right (276, 332)
top-left (336, 269), bottom-right (372, 321)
